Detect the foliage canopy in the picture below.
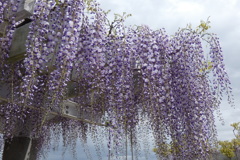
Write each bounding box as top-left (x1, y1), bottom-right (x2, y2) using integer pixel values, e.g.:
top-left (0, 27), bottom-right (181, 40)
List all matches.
top-left (218, 122), bottom-right (240, 159)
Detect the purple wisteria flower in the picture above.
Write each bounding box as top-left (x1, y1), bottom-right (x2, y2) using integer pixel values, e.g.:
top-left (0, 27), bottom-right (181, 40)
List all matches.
top-left (0, 0), bottom-right (234, 159)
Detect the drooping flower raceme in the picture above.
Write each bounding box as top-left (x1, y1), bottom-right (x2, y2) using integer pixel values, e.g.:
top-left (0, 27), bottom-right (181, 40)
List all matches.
top-left (0, 0), bottom-right (234, 159)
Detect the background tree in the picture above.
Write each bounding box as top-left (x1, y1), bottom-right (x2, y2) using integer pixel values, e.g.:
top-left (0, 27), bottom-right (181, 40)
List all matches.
top-left (218, 122), bottom-right (240, 160)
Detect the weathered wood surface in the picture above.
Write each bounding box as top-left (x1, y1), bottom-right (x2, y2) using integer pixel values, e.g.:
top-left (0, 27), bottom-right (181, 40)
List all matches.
top-left (62, 100), bottom-right (103, 123)
top-left (4, 0), bottom-right (36, 22)
top-left (8, 22), bottom-right (30, 62)
top-left (0, 96), bottom-right (106, 128)
top-left (2, 137), bottom-right (33, 160)
top-left (0, 0), bottom-right (35, 37)
top-left (0, 21), bottom-right (8, 37)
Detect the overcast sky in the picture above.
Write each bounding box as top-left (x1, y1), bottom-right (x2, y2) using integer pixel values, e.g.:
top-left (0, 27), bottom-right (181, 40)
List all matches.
top-left (45, 0), bottom-right (240, 159)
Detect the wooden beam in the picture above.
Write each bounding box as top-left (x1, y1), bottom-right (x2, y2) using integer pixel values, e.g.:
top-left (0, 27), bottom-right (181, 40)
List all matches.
top-left (4, 0), bottom-right (36, 23)
top-left (61, 100), bottom-right (103, 123)
top-left (0, 96), bottom-right (107, 127)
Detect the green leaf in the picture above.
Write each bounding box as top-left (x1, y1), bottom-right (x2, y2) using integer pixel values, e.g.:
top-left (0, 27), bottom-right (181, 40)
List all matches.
top-left (55, 0), bottom-right (59, 5)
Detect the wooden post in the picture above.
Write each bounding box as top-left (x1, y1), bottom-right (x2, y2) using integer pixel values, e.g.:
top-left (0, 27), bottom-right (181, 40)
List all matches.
top-left (4, 0), bottom-right (36, 22)
top-left (2, 137), bottom-right (39, 160)
top-left (0, 22), bottom-right (8, 37)
top-left (2, 137), bottom-right (32, 160)
top-left (8, 22), bottom-right (30, 62)
top-left (1, 19), bottom-right (40, 159)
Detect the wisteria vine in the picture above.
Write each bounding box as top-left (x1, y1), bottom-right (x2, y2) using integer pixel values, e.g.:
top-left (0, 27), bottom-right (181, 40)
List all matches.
top-left (0, 0), bottom-right (234, 159)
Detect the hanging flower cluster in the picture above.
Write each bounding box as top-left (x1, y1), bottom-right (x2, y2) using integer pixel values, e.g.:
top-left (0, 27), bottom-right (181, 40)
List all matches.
top-left (0, 0), bottom-right (234, 159)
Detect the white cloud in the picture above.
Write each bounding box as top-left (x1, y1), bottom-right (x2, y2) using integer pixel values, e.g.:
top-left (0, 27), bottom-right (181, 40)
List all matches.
top-left (167, 0), bottom-right (204, 14)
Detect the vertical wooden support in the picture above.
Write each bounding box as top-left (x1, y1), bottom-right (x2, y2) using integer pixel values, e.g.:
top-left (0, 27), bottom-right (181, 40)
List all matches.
top-left (2, 137), bottom-right (32, 160)
top-left (16, 0), bottom-right (36, 22)
top-left (0, 22), bottom-right (8, 37)
top-left (0, 84), bottom-right (10, 101)
top-left (2, 137), bottom-right (40, 160)
top-left (1, 0), bottom-right (35, 37)
top-left (133, 60), bottom-right (143, 102)
top-left (4, 0), bottom-right (36, 22)
top-left (8, 22), bottom-right (31, 62)
top-left (0, 0), bottom-right (35, 160)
